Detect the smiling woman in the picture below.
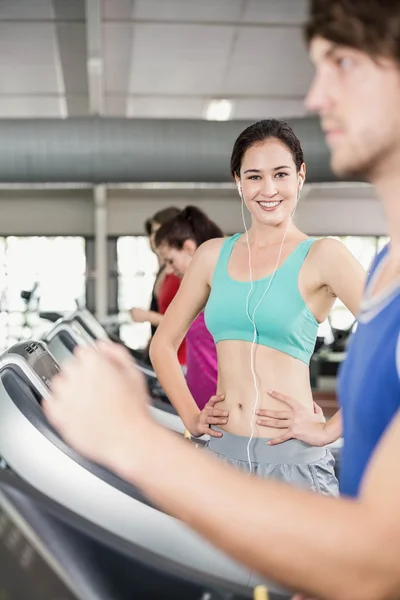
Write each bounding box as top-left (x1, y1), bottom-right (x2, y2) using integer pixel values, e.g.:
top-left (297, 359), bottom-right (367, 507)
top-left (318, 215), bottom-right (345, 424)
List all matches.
top-left (230, 120), bottom-right (305, 232)
top-left (149, 119), bottom-right (366, 496)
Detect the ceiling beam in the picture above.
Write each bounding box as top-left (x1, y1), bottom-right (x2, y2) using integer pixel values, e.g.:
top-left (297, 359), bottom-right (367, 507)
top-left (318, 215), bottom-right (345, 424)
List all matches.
top-left (52, 0), bottom-right (88, 116)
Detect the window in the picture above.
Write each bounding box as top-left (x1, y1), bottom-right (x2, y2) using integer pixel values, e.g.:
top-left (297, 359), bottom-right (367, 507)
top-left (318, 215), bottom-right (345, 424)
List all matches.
top-left (377, 236), bottom-right (390, 254)
top-left (117, 236), bottom-right (159, 349)
top-left (0, 237), bottom-right (86, 353)
top-left (319, 235), bottom-right (390, 340)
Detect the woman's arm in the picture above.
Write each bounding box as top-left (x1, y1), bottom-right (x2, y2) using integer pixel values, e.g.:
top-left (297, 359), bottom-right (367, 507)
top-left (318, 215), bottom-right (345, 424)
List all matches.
top-left (131, 308), bottom-right (163, 327)
top-left (319, 408), bottom-right (342, 443)
top-left (260, 240), bottom-right (364, 445)
top-left (315, 237), bottom-right (366, 317)
top-left (150, 240), bottom-right (225, 436)
top-left (322, 409), bottom-right (342, 443)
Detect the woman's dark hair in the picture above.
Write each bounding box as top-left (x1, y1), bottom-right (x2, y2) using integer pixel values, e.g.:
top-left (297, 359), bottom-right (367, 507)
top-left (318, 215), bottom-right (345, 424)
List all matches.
top-left (144, 218), bottom-right (153, 236)
top-left (144, 206), bottom-right (180, 235)
top-left (230, 119), bottom-right (304, 178)
top-left (154, 206), bottom-right (223, 250)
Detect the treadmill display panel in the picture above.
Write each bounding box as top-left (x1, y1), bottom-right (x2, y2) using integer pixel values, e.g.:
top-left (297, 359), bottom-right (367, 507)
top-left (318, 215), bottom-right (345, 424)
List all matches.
top-left (33, 353), bottom-right (61, 389)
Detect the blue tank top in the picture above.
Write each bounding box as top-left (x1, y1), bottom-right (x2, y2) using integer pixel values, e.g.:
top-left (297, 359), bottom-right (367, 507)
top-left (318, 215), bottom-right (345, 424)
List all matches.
top-left (204, 234), bottom-right (319, 365)
top-left (339, 245), bottom-right (400, 497)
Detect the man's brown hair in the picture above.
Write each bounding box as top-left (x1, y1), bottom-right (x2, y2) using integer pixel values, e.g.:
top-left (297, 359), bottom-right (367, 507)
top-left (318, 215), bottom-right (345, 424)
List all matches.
top-left (305, 0), bottom-right (400, 63)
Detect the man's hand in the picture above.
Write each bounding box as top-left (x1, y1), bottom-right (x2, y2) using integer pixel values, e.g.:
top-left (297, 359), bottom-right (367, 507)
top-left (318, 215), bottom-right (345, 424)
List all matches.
top-left (256, 390), bottom-right (327, 447)
top-left (43, 341), bottom-right (155, 469)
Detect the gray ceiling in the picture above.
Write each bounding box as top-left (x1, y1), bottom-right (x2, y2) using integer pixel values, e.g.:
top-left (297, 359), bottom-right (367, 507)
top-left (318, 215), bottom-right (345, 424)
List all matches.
top-left (0, 0), bottom-right (313, 119)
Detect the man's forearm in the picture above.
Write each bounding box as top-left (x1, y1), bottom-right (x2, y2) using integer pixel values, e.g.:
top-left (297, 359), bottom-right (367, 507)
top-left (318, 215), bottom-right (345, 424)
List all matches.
top-left (114, 424), bottom-right (396, 600)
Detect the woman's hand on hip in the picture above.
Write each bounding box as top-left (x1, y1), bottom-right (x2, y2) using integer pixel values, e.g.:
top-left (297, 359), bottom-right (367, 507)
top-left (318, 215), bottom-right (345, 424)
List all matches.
top-left (188, 394), bottom-right (228, 438)
top-left (256, 390), bottom-right (327, 447)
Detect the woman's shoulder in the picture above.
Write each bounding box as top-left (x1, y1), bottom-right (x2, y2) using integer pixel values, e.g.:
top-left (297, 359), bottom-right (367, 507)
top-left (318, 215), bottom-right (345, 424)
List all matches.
top-left (306, 237), bottom-right (361, 275)
top-left (191, 237), bottom-right (233, 281)
top-left (200, 235), bottom-right (231, 251)
top-left (309, 236), bottom-right (348, 259)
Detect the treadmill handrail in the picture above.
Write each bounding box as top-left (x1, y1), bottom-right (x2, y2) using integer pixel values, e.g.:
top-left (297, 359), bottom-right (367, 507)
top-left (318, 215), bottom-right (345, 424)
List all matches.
top-left (44, 321), bottom-right (96, 346)
top-left (0, 354), bottom-right (51, 400)
top-left (0, 382), bottom-right (262, 587)
top-left (149, 406), bottom-right (209, 443)
top-left (135, 362), bottom-right (158, 379)
top-left (0, 471), bottom-right (273, 599)
top-left (0, 487), bottom-right (83, 599)
top-left (0, 356), bottom-right (285, 593)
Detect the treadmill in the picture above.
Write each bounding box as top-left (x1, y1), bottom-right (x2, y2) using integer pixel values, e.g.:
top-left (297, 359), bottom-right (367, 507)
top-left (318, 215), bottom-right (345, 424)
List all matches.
top-left (72, 308), bottom-right (171, 404)
top-left (0, 341), bottom-right (286, 595)
top-left (0, 470), bottom-right (290, 599)
top-left (47, 309), bottom-right (159, 374)
top-left (42, 314), bottom-right (190, 437)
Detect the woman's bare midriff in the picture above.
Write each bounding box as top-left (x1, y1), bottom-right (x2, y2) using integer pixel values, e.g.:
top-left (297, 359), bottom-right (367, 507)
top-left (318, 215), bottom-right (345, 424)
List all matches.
top-left (215, 340), bottom-right (314, 438)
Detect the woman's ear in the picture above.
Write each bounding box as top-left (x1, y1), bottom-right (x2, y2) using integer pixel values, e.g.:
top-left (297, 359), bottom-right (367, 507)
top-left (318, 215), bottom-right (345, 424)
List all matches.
top-left (233, 175), bottom-right (242, 198)
top-left (183, 239), bottom-right (198, 255)
top-left (298, 162), bottom-right (306, 193)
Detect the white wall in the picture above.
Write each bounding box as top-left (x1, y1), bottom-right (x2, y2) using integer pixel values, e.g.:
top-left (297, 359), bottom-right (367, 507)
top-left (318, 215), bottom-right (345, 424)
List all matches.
top-left (0, 185), bottom-right (388, 237)
top-left (0, 190), bottom-right (93, 236)
top-left (295, 198), bottom-right (387, 236)
top-left (108, 190), bottom-right (241, 236)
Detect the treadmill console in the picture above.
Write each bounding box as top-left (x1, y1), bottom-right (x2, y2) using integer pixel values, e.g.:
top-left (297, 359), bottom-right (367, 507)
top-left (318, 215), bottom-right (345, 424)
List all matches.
top-left (5, 341), bottom-right (60, 390)
top-left (73, 309), bottom-right (109, 341)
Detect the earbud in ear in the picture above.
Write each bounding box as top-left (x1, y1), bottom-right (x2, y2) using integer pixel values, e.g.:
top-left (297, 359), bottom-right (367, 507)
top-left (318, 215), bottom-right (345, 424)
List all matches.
top-left (237, 182), bottom-right (242, 197)
top-left (296, 181), bottom-right (304, 202)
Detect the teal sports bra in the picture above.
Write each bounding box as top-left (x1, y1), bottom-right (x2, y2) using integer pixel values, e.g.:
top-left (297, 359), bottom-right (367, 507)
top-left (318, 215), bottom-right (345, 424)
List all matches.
top-left (204, 234), bottom-right (319, 365)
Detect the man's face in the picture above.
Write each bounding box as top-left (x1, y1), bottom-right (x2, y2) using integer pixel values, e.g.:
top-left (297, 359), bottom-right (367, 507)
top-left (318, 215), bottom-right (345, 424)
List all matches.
top-left (306, 37), bottom-right (400, 180)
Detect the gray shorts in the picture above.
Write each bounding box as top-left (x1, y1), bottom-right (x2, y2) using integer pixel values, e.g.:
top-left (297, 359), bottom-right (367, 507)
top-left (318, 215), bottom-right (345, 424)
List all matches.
top-left (207, 428), bottom-right (339, 496)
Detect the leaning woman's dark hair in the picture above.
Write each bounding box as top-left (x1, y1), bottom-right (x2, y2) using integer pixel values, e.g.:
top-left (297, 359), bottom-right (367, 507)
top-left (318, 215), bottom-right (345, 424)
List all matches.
top-left (230, 119), bottom-right (304, 178)
top-left (144, 206), bottom-right (180, 235)
top-left (154, 206), bottom-right (223, 249)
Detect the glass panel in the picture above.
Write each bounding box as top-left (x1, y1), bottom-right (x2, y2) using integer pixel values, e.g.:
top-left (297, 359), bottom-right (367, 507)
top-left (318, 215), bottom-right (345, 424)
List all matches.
top-left (377, 236), bottom-right (390, 253)
top-left (0, 236), bottom-right (86, 353)
top-left (320, 236), bottom-right (378, 334)
top-left (117, 236), bottom-right (159, 349)
top-left (328, 236), bottom-right (377, 270)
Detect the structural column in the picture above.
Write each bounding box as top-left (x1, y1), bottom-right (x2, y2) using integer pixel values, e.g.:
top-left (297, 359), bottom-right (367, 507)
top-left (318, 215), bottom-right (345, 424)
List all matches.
top-left (94, 184), bottom-right (108, 320)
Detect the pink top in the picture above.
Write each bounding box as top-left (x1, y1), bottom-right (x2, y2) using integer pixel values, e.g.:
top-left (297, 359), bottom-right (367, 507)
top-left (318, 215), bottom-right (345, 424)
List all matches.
top-left (185, 311), bottom-right (218, 410)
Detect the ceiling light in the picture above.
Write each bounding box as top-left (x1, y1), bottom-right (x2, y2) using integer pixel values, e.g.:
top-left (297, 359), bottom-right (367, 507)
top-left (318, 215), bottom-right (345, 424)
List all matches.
top-left (205, 99), bottom-right (233, 121)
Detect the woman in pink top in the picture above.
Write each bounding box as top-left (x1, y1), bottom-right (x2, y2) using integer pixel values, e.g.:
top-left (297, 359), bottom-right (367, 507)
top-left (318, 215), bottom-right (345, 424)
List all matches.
top-left (154, 206), bottom-right (223, 409)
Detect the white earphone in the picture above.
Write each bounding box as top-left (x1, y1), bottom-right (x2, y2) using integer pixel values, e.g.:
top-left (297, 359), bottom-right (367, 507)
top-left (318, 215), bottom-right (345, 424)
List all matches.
top-left (238, 178), bottom-right (300, 474)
